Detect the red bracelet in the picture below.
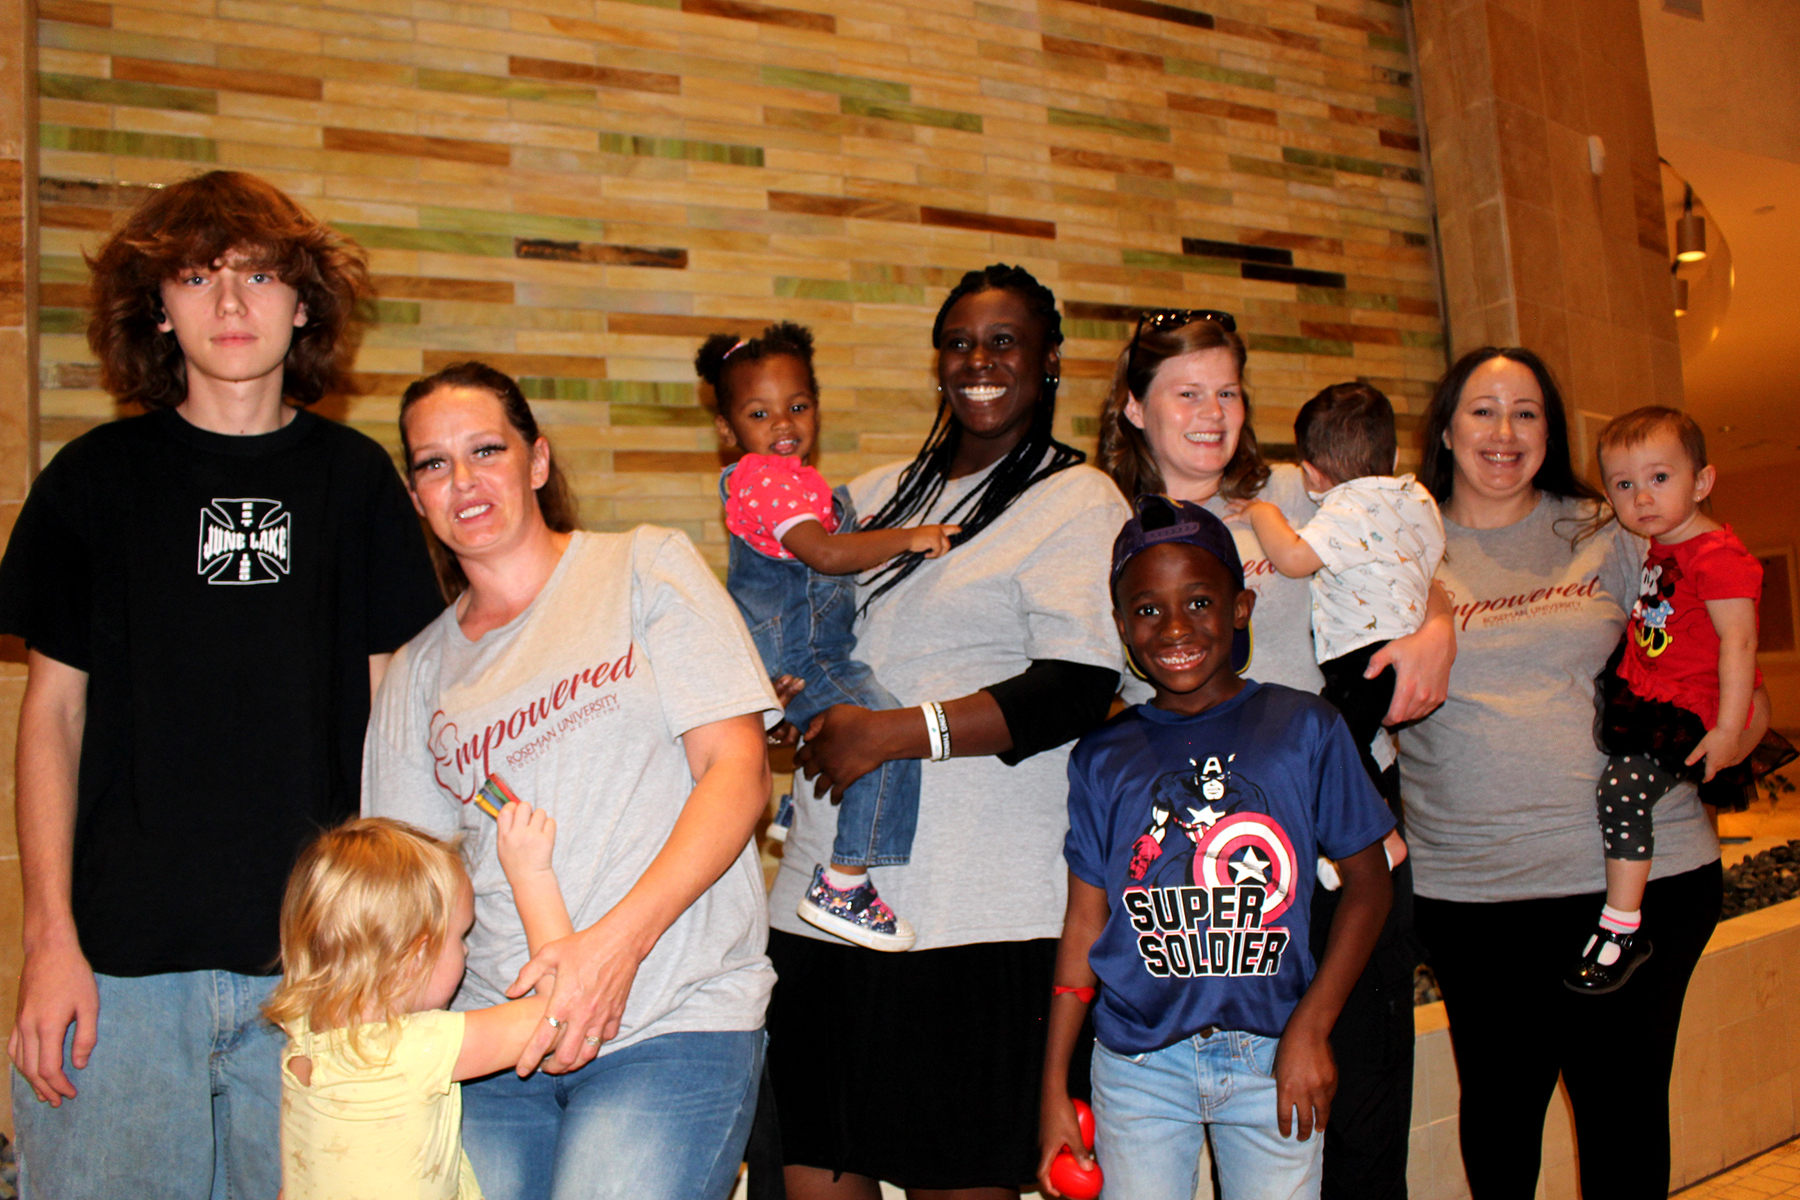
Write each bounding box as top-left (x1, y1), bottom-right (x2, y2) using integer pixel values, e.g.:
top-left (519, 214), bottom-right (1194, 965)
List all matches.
top-left (1052, 985), bottom-right (1096, 1004)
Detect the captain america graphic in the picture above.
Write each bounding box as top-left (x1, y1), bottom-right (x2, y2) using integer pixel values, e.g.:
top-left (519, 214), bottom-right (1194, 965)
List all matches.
top-left (1125, 751), bottom-right (1300, 925)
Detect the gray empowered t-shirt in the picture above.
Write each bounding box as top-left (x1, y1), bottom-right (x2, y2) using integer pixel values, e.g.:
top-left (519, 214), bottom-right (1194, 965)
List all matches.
top-left (1122, 463), bottom-right (1323, 705)
top-left (1398, 495), bottom-right (1718, 902)
top-left (364, 529), bottom-right (780, 1049)
top-left (769, 459), bottom-right (1130, 950)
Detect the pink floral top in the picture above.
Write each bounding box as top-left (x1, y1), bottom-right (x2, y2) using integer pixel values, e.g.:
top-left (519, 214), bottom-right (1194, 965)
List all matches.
top-left (724, 453), bottom-right (838, 559)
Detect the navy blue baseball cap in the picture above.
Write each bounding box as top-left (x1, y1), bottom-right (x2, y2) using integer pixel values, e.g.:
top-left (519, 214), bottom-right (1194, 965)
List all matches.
top-left (1111, 495), bottom-right (1251, 672)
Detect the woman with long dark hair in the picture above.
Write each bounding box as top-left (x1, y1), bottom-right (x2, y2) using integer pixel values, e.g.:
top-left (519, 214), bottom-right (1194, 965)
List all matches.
top-left (764, 265), bottom-right (1129, 1199)
top-left (1400, 346), bottom-right (1769, 1198)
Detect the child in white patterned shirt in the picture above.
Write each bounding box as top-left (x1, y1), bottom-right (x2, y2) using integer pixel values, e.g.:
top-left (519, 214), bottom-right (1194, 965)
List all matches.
top-left (1234, 382), bottom-right (1445, 843)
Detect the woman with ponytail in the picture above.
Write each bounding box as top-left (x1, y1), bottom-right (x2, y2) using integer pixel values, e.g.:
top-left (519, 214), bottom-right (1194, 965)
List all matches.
top-left (764, 265), bottom-right (1129, 1199)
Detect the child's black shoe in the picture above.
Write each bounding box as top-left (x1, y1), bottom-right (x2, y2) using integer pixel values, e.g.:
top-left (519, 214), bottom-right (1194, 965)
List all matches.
top-left (1564, 928), bottom-right (1653, 994)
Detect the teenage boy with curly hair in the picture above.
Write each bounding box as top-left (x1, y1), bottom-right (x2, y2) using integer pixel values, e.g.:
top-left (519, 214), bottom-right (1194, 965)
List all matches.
top-left (0, 171), bottom-right (443, 1198)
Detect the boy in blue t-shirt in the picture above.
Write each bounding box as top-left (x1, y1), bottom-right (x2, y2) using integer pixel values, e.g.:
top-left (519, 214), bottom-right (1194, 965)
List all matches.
top-left (1037, 496), bottom-right (1395, 1200)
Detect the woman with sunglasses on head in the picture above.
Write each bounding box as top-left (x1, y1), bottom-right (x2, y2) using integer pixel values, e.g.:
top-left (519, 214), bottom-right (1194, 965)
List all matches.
top-left (763, 265), bottom-right (1129, 1200)
top-left (1098, 311), bottom-right (1455, 1200)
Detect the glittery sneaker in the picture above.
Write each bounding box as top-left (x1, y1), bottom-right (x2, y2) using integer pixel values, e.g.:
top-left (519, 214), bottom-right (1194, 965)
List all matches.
top-left (766, 791), bottom-right (795, 844)
top-left (796, 865), bottom-right (916, 952)
top-left (1564, 928), bottom-right (1653, 994)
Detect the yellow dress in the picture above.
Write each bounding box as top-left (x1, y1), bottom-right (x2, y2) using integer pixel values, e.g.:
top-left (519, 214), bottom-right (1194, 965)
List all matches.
top-left (279, 1010), bottom-right (483, 1200)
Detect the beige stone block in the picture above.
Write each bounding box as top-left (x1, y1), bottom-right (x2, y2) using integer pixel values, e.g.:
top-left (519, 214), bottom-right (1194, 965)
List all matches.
top-left (1407, 1123), bottom-right (1434, 1197)
top-left (1440, 5), bottom-right (1496, 112)
top-left (1506, 198), bottom-right (1563, 309)
top-left (1614, 330), bottom-right (1663, 404)
top-left (1434, 208), bottom-right (1480, 326)
top-left (1483, 3), bottom-right (1544, 115)
top-left (1466, 198), bottom-right (1514, 313)
top-left (1598, 236), bottom-right (1646, 336)
top-left (1563, 310), bottom-right (1618, 411)
top-left (1553, 215), bottom-right (1606, 322)
top-left (1604, 329), bottom-right (1652, 414)
top-left (1423, 1030), bottom-right (1461, 1123)
top-left (1514, 299), bottom-right (1569, 383)
top-left (1428, 1116), bottom-right (1469, 1200)
top-left (1543, 119), bottom-right (1598, 225)
top-left (1675, 1101), bottom-right (1726, 1187)
top-left (1535, 24), bottom-right (1588, 131)
top-left (1493, 98), bottom-right (1550, 207)
top-left (1541, 1082), bottom-right (1577, 1168)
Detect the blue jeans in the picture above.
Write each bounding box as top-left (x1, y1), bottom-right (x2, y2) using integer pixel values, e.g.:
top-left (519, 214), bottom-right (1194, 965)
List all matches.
top-left (721, 469), bottom-right (918, 867)
top-left (461, 1028), bottom-right (764, 1200)
top-left (12, 970), bottom-right (283, 1200)
top-left (1090, 1030), bottom-right (1323, 1200)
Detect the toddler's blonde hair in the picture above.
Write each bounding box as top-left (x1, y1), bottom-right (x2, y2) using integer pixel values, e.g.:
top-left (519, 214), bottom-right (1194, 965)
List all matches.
top-left (264, 817), bottom-right (468, 1057)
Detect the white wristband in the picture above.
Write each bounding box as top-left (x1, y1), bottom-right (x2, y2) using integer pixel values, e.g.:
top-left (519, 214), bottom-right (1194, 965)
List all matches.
top-left (921, 702), bottom-right (951, 762)
top-left (921, 703), bottom-right (944, 761)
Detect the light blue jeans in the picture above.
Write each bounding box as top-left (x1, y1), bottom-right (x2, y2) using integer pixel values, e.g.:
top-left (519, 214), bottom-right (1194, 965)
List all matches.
top-left (11, 970), bottom-right (284, 1200)
top-left (1090, 1030), bottom-right (1324, 1200)
top-left (461, 1027), bottom-right (764, 1200)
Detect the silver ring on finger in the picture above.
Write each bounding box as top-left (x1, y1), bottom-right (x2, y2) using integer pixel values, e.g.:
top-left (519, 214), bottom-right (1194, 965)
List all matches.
top-left (545, 1015), bottom-right (564, 1029)
top-left (583, 1035), bottom-right (601, 1047)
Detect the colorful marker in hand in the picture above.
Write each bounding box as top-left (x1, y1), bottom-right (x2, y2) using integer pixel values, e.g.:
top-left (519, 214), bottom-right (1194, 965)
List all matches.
top-left (473, 773), bottom-right (524, 820)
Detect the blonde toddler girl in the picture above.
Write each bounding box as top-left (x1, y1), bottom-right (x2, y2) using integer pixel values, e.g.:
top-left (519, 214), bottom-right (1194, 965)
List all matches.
top-left (263, 805), bottom-right (573, 1198)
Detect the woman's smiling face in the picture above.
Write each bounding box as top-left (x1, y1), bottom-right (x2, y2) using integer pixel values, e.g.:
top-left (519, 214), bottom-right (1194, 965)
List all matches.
top-left (1123, 347), bottom-right (1245, 499)
top-left (403, 385), bottom-right (550, 561)
top-left (1443, 357), bottom-right (1548, 510)
top-left (936, 288), bottom-right (1056, 460)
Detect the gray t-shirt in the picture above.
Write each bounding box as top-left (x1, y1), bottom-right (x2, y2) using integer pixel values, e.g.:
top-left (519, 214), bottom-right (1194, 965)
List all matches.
top-left (1122, 463), bottom-right (1323, 704)
top-left (1398, 495), bottom-right (1719, 902)
top-left (364, 529), bottom-right (780, 1050)
top-left (769, 459), bottom-right (1130, 949)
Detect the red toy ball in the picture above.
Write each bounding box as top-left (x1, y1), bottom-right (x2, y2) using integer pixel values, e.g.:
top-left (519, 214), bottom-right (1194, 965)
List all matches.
top-left (1071, 1098), bottom-right (1095, 1151)
top-left (1048, 1148), bottom-right (1103, 1200)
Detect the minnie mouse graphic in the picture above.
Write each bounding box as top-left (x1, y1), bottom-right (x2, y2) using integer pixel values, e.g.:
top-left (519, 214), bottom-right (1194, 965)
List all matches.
top-left (1630, 559), bottom-right (1681, 659)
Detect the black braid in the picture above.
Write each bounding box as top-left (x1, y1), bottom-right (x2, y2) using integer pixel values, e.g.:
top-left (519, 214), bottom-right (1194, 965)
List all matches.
top-left (860, 264), bottom-right (1086, 607)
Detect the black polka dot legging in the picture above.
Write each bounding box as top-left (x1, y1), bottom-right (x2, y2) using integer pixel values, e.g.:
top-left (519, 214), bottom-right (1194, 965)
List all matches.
top-left (1597, 753), bottom-right (1675, 861)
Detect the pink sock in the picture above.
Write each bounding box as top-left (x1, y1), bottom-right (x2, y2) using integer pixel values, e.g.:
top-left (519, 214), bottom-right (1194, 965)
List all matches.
top-left (1598, 905), bottom-right (1640, 936)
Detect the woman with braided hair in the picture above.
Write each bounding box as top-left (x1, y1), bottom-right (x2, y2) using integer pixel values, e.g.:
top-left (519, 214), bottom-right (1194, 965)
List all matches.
top-left (764, 265), bottom-right (1130, 1198)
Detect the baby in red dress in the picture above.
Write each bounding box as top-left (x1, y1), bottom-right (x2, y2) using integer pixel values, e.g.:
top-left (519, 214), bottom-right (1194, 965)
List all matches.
top-left (1572, 407), bottom-right (1794, 993)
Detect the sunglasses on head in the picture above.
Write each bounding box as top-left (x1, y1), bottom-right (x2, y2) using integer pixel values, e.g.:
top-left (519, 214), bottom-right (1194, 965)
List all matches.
top-left (1133, 308), bottom-right (1237, 338)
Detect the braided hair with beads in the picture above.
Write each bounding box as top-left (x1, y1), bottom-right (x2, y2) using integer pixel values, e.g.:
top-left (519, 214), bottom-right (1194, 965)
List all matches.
top-left (859, 263), bottom-right (1086, 606)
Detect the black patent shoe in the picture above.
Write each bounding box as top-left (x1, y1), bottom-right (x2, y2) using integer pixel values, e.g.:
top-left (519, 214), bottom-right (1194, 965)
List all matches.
top-left (1564, 929), bottom-right (1653, 994)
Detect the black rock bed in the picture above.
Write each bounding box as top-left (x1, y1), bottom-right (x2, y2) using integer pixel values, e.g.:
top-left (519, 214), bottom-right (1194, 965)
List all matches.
top-left (1721, 839), bottom-right (1800, 921)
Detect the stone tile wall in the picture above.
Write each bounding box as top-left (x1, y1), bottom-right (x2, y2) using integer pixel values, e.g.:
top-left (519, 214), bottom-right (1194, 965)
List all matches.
top-left (31, 0), bottom-right (1447, 567)
top-left (1411, 0), bottom-right (1682, 415)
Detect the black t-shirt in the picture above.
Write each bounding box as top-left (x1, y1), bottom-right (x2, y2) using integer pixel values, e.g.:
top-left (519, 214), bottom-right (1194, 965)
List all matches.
top-left (0, 407), bottom-right (445, 976)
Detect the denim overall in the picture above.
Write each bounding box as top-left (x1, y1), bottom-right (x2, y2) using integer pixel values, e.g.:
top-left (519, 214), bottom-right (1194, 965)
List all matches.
top-left (720, 466), bottom-right (919, 867)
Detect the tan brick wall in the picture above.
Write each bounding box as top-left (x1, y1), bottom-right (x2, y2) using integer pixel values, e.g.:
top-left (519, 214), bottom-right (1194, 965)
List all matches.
top-left (2, 0), bottom-right (39, 1142)
top-left (32, 0), bottom-right (1447, 569)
